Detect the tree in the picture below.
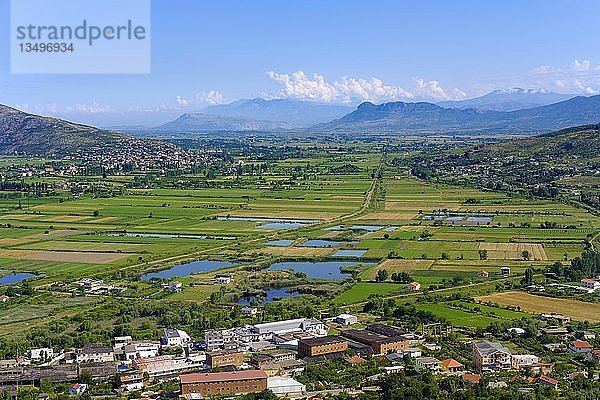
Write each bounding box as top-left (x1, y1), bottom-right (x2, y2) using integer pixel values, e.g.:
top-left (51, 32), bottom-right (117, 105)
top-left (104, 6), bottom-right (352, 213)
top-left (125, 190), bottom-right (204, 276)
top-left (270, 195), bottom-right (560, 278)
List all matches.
top-left (522, 267), bottom-right (534, 286)
top-left (478, 249), bottom-right (488, 260)
top-left (522, 250), bottom-right (531, 260)
top-left (376, 269), bottom-right (389, 282)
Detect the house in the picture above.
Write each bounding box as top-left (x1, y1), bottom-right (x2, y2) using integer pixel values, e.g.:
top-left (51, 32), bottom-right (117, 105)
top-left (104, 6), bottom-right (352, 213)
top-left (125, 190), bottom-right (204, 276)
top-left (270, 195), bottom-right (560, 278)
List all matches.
top-left (507, 327), bottom-right (525, 336)
top-left (589, 349), bottom-right (600, 363)
top-left (76, 344), bottom-right (114, 363)
top-left (335, 314), bottom-right (358, 325)
top-left (580, 279), bottom-right (600, 290)
top-left (543, 343), bottom-right (564, 352)
top-left (69, 384), bottom-right (88, 395)
top-left (568, 341), bottom-right (593, 353)
top-left (241, 306), bottom-right (258, 316)
top-left (0, 295), bottom-right (9, 303)
top-left (162, 328), bottom-right (191, 347)
top-left (215, 274), bottom-right (233, 284)
top-left (347, 355), bottom-right (366, 365)
top-left (114, 336), bottom-right (133, 350)
top-left (28, 348), bottom-right (54, 362)
top-left (540, 313), bottom-right (571, 324)
top-left (529, 363), bottom-right (554, 374)
top-left (121, 342), bottom-right (160, 360)
top-left (541, 326), bottom-right (568, 335)
top-left (583, 331), bottom-right (596, 340)
top-left (511, 354), bottom-right (539, 369)
top-left (500, 267), bottom-right (510, 276)
top-left (406, 282), bottom-right (421, 291)
top-left (477, 270), bottom-right (489, 278)
top-left (415, 356), bottom-right (440, 373)
top-left (537, 375), bottom-right (558, 390)
top-left (472, 340), bottom-right (512, 372)
top-left (461, 373), bottom-right (481, 385)
top-left (402, 348), bottom-right (422, 358)
top-left (116, 371), bottom-right (145, 391)
top-left (163, 281), bottom-right (183, 292)
top-left (440, 358), bottom-right (464, 374)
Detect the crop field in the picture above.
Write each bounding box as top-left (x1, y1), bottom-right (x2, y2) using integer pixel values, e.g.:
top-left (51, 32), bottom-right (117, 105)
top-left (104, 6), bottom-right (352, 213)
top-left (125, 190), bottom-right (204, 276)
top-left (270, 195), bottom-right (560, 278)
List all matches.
top-left (475, 291), bottom-right (600, 322)
top-left (478, 242), bottom-right (548, 260)
top-left (334, 283), bottom-right (406, 304)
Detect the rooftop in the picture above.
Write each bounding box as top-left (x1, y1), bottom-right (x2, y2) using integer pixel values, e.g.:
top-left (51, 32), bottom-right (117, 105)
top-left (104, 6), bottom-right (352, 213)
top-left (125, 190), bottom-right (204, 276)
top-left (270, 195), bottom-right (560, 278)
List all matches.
top-left (473, 340), bottom-right (511, 356)
top-left (180, 370), bottom-right (267, 384)
top-left (299, 335), bottom-right (347, 347)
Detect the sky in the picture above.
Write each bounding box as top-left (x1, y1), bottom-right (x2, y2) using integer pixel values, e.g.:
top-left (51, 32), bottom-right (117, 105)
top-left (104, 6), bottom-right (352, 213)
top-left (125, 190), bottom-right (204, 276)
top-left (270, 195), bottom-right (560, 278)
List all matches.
top-left (1, 0), bottom-right (600, 125)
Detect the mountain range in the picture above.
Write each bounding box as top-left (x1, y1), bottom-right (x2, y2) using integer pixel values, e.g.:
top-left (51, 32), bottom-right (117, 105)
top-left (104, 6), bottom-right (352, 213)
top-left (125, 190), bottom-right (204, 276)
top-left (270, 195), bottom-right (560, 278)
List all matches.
top-left (314, 94), bottom-right (600, 135)
top-left (437, 88), bottom-right (574, 111)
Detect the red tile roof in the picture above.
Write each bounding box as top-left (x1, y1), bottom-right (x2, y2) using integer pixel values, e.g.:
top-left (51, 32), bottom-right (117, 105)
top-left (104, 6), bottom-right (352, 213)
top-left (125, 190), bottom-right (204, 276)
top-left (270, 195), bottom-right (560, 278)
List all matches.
top-left (461, 373), bottom-right (481, 383)
top-left (571, 340), bottom-right (592, 348)
top-left (441, 358), bottom-right (464, 369)
top-left (538, 375), bottom-right (558, 385)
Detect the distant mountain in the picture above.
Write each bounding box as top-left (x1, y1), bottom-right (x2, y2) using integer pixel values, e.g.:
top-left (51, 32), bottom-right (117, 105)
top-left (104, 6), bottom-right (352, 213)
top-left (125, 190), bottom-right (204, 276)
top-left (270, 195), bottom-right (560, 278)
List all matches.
top-left (0, 104), bottom-right (180, 158)
top-left (203, 98), bottom-right (352, 126)
top-left (313, 95), bottom-right (600, 135)
top-left (156, 113), bottom-right (294, 133)
top-left (438, 88), bottom-right (575, 112)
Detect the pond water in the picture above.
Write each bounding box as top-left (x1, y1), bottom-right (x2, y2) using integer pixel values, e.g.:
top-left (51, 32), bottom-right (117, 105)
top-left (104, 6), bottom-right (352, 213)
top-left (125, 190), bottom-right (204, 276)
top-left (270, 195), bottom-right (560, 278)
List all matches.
top-left (333, 249), bottom-right (368, 258)
top-left (0, 272), bottom-right (36, 285)
top-left (324, 225), bottom-right (343, 231)
top-left (264, 239), bottom-right (295, 247)
top-left (259, 222), bottom-right (306, 230)
top-left (237, 287), bottom-right (298, 305)
top-left (383, 226), bottom-right (398, 232)
top-left (267, 261), bottom-right (375, 280)
top-left (141, 260), bottom-right (234, 280)
top-left (301, 239), bottom-right (341, 247)
top-left (446, 216), bottom-right (464, 221)
top-left (217, 216), bottom-right (318, 223)
top-left (350, 225), bottom-right (384, 231)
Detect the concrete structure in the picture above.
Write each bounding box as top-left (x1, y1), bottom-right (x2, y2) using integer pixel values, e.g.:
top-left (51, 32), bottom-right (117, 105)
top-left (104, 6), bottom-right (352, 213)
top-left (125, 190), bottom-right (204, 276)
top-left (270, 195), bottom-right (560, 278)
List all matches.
top-left (162, 328), bottom-right (191, 347)
top-left (568, 341), bottom-right (593, 353)
top-left (133, 355), bottom-right (204, 379)
top-left (242, 306), bottom-right (258, 316)
top-left (500, 267), bottom-right (511, 276)
top-left (472, 340), bottom-right (511, 372)
top-left (340, 329), bottom-right (409, 355)
top-left (252, 318), bottom-right (328, 338)
top-left (116, 371), bottom-right (144, 391)
top-left (76, 344), bottom-right (114, 364)
top-left (511, 354), bottom-right (540, 369)
top-left (121, 342), bottom-right (160, 361)
top-left (267, 376), bottom-right (306, 395)
top-left (28, 348), bottom-right (54, 362)
top-left (415, 356), bottom-right (440, 373)
top-left (215, 274), bottom-right (233, 284)
top-left (298, 336), bottom-right (348, 358)
top-left (335, 314), bottom-right (358, 325)
top-left (206, 350), bottom-right (244, 368)
top-left (402, 348), bottom-right (422, 358)
top-left (113, 336), bottom-right (133, 350)
top-left (180, 370), bottom-right (268, 396)
top-left (163, 281), bottom-right (183, 292)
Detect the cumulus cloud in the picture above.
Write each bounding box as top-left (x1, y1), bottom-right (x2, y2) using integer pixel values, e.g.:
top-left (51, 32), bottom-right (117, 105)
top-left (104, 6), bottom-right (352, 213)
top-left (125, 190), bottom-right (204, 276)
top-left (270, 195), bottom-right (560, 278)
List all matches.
top-left (266, 70), bottom-right (465, 103)
top-left (571, 59), bottom-right (591, 72)
top-left (176, 90), bottom-right (225, 107)
top-left (176, 96), bottom-right (188, 106)
top-left (531, 65), bottom-right (559, 74)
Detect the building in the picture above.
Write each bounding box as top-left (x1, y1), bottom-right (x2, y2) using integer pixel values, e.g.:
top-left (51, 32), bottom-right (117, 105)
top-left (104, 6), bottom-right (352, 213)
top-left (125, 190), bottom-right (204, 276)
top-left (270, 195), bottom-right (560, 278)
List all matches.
top-left (537, 375), bottom-right (559, 390)
top-left (206, 350), bottom-right (244, 368)
top-left (335, 314), bottom-right (358, 325)
top-left (440, 358), bottom-right (464, 374)
top-left (0, 295), bottom-right (9, 303)
top-left (340, 329), bottom-right (409, 355)
top-left (162, 328), bottom-right (191, 347)
top-left (251, 318), bottom-right (328, 339)
top-left (511, 354), bottom-right (540, 370)
top-left (267, 376), bottom-right (306, 395)
top-left (242, 306), bottom-right (258, 316)
top-left (114, 336), bottom-right (133, 350)
top-left (540, 313), bottom-right (571, 324)
top-left (76, 344), bottom-right (114, 364)
top-left (406, 281), bottom-right (421, 291)
top-left (205, 330), bottom-right (225, 350)
top-left (415, 356), bottom-right (440, 373)
top-left (540, 326), bottom-right (569, 335)
top-left (163, 281), bottom-right (183, 292)
top-left (180, 370), bottom-right (268, 396)
top-left (477, 270), bottom-right (489, 278)
top-left (461, 373), bottom-right (481, 385)
top-left (28, 348), bottom-right (54, 362)
top-left (215, 274), bottom-right (233, 284)
top-left (589, 349), bottom-right (600, 363)
top-left (120, 342), bottom-right (160, 361)
top-left (402, 348), bottom-right (422, 358)
top-left (298, 336), bottom-right (348, 358)
top-left (133, 355), bottom-right (204, 379)
top-left (69, 384), bottom-right (87, 395)
top-left (116, 371), bottom-right (144, 391)
top-left (472, 341), bottom-right (511, 372)
top-left (366, 324), bottom-right (406, 337)
top-left (581, 279), bottom-right (600, 290)
top-left (569, 341), bottom-right (593, 353)
top-left (500, 267), bottom-right (511, 276)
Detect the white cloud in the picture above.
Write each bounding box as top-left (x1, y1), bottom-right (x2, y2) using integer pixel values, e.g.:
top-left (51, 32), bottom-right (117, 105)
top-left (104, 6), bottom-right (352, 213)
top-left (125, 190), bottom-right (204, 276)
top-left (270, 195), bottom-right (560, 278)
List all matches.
top-left (176, 96), bottom-right (189, 106)
top-left (571, 59), bottom-right (591, 72)
top-left (266, 70), bottom-right (466, 103)
top-left (531, 65), bottom-right (560, 74)
top-left (195, 90), bottom-right (225, 105)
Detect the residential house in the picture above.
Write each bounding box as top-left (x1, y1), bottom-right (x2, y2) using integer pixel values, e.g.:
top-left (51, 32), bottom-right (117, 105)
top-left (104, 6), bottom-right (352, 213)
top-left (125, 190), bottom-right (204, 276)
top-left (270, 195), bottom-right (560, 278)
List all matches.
top-left (477, 270), bottom-right (489, 278)
top-left (500, 267), bottom-right (510, 276)
top-left (440, 358), bottom-right (464, 374)
top-left (335, 314), bottom-right (358, 325)
top-left (116, 371), bottom-right (145, 391)
top-left (162, 328), bottom-right (191, 347)
top-left (29, 348), bottom-right (54, 362)
top-left (580, 279), bottom-right (600, 290)
top-left (461, 374), bottom-right (481, 385)
top-left (69, 384), bottom-right (88, 395)
top-left (568, 341), bottom-right (593, 354)
top-left (215, 274), bottom-right (233, 284)
top-left (537, 375), bottom-right (558, 390)
top-left (402, 348), bottom-right (422, 358)
top-left (406, 282), bottom-right (421, 291)
top-left (241, 306), bottom-right (258, 316)
top-left (76, 344), bottom-right (114, 363)
top-left (589, 349), bottom-right (600, 363)
top-left (415, 356), bottom-right (440, 373)
top-left (511, 354), bottom-right (540, 370)
top-left (0, 295), bottom-right (9, 303)
top-left (472, 340), bottom-right (512, 372)
top-left (163, 281), bottom-right (183, 292)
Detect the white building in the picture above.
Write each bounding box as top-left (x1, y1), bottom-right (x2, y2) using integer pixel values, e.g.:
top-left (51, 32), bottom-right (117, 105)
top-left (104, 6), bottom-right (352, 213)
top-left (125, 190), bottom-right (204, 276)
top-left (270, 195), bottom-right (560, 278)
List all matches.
top-left (402, 348), bottom-right (422, 358)
top-left (511, 354), bottom-right (540, 369)
top-left (241, 306), bottom-right (258, 316)
top-left (415, 356), bottom-right (440, 373)
top-left (28, 348), bottom-right (54, 362)
top-left (162, 328), bottom-right (192, 347)
top-left (335, 314), bottom-right (358, 325)
top-left (581, 279), bottom-right (600, 290)
top-left (123, 342), bottom-right (161, 360)
top-left (267, 376), bottom-right (306, 395)
top-left (76, 344), bottom-right (114, 364)
top-left (251, 318), bottom-right (329, 339)
top-left (114, 336), bottom-right (133, 350)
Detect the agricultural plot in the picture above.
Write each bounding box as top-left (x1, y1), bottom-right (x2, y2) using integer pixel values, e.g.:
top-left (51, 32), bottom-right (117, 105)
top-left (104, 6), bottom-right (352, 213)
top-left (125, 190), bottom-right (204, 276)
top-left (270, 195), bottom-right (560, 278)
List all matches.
top-left (478, 242), bottom-right (547, 260)
top-left (475, 291), bottom-right (600, 322)
top-left (334, 283), bottom-right (406, 304)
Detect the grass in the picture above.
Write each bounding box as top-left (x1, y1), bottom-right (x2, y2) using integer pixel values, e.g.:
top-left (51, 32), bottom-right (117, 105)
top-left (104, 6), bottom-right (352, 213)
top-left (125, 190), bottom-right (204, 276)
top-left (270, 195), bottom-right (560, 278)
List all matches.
top-left (334, 283), bottom-right (406, 304)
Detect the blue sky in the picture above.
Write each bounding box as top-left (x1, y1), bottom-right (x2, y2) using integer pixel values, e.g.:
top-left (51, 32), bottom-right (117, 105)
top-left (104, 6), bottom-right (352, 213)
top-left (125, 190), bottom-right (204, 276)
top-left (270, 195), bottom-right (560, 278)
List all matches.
top-left (1, 0), bottom-right (600, 124)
